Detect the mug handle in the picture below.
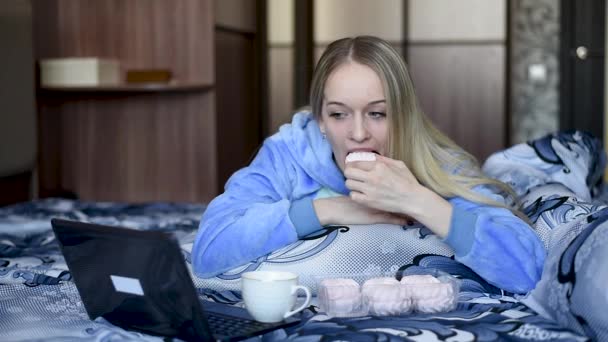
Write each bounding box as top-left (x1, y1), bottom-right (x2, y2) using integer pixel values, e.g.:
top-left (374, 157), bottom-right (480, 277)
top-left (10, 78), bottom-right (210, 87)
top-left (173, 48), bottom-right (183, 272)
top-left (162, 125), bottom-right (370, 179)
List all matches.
top-left (283, 285), bottom-right (311, 319)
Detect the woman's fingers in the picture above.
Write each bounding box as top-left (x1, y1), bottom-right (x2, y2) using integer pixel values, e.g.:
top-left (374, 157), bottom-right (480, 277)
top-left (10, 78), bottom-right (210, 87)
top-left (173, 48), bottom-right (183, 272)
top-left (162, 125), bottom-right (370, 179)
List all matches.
top-left (386, 214), bottom-right (408, 226)
top-left (377, 155), bottom-right (406, 168)
top-left (349, 190), bottom-right (365, 203)
top-left (349, 189), bottom-right (384, 210)
top-left (345, 160), bottom-right (376, 171)
top-left (377, 155), bottom-right (416, 176)
top-left (331, 195), bottom-right (412, 226)
top-left (344, 165), bottom-right (370, 182)
top-left (377, 155), bottom-right (418, 185)
top-left (374, 212), bottom-right (408, 226)
top-left (345, 178), bottom-right (366, 192)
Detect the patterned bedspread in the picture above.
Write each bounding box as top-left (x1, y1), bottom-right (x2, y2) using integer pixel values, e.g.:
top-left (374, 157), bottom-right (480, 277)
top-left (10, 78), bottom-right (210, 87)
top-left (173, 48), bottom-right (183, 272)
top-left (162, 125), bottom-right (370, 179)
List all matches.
top-left (0, 199), bottom-right (588, 342)
top-left (1, 131), bottom-right (606, 341)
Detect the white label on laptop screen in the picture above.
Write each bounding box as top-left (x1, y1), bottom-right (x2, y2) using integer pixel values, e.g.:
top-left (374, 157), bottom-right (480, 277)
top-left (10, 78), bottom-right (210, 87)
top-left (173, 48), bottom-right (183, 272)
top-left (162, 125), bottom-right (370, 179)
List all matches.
top-left (110, 275), bottom-right (144, 296)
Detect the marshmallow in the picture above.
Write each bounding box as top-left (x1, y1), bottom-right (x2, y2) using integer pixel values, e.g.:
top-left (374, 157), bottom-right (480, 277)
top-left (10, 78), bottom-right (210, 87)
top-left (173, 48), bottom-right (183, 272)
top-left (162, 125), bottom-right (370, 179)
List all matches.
top-left (345, 152), bottom-right (377, 163)
top-left (399, 275), bottom-right (456, 313)
top-left (318, 275), bottom-right (458, 317)
top-left (399, 275), bottom-right (441, 285)
top-left (318, 278), bottom-right (362, 315)
top-left (362, 277), bottom-right (412, 316)
top-left (412, 283), bottom-right (456, 313)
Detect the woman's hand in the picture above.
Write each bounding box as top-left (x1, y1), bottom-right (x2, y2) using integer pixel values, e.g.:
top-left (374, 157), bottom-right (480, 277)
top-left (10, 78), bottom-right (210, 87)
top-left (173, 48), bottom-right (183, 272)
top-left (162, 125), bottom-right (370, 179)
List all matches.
top-left (343, 155), bottom-right (453, 237)
top-left (313, 196), bottom-right (408, 226)
top-left (344, 155), bottom-right (422, 215)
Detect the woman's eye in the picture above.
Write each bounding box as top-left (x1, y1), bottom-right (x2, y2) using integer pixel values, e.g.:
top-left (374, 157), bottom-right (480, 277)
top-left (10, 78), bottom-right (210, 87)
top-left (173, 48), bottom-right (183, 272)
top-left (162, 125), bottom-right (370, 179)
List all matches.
top-left (369, 111), bottom-right (386, 118)
top-left (329, 112), bottom-right (346, 119)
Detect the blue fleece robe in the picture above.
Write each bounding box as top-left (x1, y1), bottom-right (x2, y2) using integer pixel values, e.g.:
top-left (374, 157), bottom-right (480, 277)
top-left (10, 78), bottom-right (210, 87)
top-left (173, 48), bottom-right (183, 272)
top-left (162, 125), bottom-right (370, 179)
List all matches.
top-left (192, 111), bottom-right (546, 294)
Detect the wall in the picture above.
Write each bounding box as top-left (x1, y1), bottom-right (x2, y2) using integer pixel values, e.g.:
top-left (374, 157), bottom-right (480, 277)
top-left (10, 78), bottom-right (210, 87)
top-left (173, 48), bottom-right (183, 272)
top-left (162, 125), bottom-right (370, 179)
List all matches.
top-left (314, 0), bottom-right (404, 59)
top-left (267, 0), bottom-right (404, 134)
top-left (268, 0), bottom-right (508, 161)
top-left (267, 0), bottom-right (294, 133)
top-left (314, 0), bottom-right (403, 43)
top-left (405, 0), bottom-right (507, 161)
top-left (510, 0), bottom-right (560, 143)
top-left (267, 0), bottom-right (561, 158)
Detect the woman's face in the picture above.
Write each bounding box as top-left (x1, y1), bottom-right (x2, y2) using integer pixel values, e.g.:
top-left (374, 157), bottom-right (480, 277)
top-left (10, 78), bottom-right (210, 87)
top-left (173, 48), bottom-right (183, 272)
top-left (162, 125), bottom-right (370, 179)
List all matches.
top-left (318, 61), bottom-right (389, 172)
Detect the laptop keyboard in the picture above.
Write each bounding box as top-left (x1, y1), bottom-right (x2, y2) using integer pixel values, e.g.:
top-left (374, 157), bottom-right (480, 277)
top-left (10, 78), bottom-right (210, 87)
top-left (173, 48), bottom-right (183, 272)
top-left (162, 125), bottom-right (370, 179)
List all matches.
top-left (206, 311), bottom-right (279, 337)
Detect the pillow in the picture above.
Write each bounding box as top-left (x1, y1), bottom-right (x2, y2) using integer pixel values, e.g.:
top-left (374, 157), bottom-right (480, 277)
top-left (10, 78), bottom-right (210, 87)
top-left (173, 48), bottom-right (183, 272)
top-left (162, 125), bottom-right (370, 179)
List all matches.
top-left (483, 130), bottom-right (606, 201)
top-left (183, 223), bottom-right (456, 294)
top-left (183, 222), bottom-right (524, 297)
top-left (184, 177), bottom-right (602, 297)
top-left (523, 207), bottom-right (608, 341)
top-left (519, 183), bottom-right (607, 250)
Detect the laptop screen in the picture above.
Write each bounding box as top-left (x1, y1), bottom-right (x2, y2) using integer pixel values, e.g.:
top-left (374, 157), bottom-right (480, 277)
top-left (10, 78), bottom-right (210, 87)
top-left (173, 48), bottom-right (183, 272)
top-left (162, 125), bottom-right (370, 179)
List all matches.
top-left (51, 218), bottom-right (214, 340)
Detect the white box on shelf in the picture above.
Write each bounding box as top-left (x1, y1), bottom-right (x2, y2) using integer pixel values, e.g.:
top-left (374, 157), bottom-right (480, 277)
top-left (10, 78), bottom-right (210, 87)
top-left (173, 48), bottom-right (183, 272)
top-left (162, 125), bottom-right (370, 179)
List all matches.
top-left (40, 58), bottom-right (120, 87)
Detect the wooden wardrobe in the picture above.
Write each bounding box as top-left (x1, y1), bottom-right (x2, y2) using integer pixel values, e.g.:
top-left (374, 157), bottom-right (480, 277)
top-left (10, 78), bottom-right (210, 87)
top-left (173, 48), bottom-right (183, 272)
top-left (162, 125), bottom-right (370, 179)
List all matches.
top-left (34, 0), bottom-right (264, 203)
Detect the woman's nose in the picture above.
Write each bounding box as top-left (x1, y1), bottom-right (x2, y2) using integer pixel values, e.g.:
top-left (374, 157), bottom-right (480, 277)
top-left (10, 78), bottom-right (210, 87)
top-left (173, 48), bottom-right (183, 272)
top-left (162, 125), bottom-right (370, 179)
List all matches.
top-left (350, 115), bottom-right (370, 142)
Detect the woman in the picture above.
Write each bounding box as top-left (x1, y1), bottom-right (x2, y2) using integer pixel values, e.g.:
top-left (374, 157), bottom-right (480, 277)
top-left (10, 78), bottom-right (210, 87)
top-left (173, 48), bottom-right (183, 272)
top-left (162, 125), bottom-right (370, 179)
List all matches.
top-left (192, 36), bottom-right (545, 294)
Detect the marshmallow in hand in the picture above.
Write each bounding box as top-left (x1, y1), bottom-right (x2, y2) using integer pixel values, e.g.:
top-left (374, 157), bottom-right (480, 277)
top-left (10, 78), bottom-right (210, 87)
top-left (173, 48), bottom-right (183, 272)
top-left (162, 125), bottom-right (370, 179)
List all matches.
top-left (345, 152), bottom-right (377, 164)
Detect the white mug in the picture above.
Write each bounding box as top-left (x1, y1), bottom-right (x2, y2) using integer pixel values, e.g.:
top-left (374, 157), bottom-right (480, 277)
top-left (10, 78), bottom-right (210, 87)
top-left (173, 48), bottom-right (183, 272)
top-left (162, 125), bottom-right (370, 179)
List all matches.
top-left (241, 271), bottom-right (311, 323)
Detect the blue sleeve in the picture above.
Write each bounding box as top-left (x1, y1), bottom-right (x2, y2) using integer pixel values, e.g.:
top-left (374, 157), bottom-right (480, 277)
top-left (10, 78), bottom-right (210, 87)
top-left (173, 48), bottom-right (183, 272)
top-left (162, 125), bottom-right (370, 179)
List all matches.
top-left (192, 140), bottom-right (302, 278)
top-left (289, 197), bottom-right (324, 237)
top-left (444, 186), bottom-right (546, 294)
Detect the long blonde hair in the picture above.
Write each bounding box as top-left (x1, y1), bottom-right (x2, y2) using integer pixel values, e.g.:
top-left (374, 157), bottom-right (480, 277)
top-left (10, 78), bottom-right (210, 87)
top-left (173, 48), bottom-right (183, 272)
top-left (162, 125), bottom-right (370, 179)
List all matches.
top-left (310, 36), bottom-right (526, 218)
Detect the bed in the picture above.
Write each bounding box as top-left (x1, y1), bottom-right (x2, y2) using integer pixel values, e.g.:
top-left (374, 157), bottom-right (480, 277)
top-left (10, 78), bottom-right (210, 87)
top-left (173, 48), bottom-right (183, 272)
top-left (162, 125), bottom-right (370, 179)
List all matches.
top-left (1, 131), bottom-right (607, 341)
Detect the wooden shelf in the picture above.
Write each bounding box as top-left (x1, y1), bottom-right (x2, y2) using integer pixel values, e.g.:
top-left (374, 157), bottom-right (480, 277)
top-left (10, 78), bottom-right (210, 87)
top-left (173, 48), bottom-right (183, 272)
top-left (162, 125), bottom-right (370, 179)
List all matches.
top-left (34, 0), bottom-right (219, 203)
top-left (38, 83), bottom-right (214, 94)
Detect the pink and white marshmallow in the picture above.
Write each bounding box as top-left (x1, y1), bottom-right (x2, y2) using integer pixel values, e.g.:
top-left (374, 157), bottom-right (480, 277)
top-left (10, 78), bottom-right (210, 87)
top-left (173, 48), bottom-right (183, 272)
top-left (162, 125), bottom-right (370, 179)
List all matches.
top-left (400, 275), bottom-right (457, 313)
top-left (318, 278), bottom-right (362, 315)
top-left (345, 151), bottom-right (377, 164)
top-left (399, 275), bottom-right (440, 285)
top-left (411, 282), bottom-right (456, 313)
top-left (362, 277), bottom-right (412, 316)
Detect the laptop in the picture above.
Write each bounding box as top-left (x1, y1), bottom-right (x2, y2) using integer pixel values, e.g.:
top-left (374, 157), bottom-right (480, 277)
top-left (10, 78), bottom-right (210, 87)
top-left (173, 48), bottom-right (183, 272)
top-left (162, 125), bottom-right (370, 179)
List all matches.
top-left (50, 218), bottom-right (300, 342)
